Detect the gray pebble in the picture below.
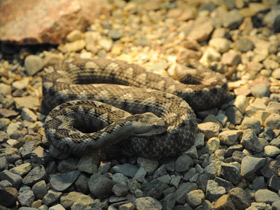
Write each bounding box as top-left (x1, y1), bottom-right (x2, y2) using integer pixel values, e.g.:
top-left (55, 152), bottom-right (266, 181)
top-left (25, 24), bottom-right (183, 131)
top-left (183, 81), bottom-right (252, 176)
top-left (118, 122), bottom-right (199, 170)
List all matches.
top-left (241, 156), bottom-right (266, 178)
top-left (42, 189), bottom-right (62, 206)
top-left (175, 183), bottom-right (197, 204)
top-left (240, 129), bottom-right (263, 152)
top-left (255, 189), bottom-right (280, 204)
top-left (252, 176), bottom-right (266, 190)
top-left (21, 108), bottom-right (37, 122)
top-left (263, 9), bottom-right (280, 32)
top-left (143, 179), bottom-right (168, 200)
top-left (109, 29), bottom-right (123, 40)
top-left (50, 170), bottom-right (80, 192)
top-left (266, 101), bottom-right (280, 114)
top-left (0, 180), bottom-right (12, 189)
top-left (32, 180), bottom-right (47, 199)
top-left (161, 193), bottom-right (176, 210)
top-left (175, 155), bottom-right (193, 173)
top-left (219, 162), bottom-right (241, 185)
top-left (268, 175), bottom-right (280, 192)
top-left (88, 173), bottom-right (114, 199)
top-left (198, 122), bottom-right (220, 139)
top-left (229, 187), bottom-right (251, 210)
top-left (60, 191), bottom-right (83, 209)
top-left (112, 163), bottom-right (138, 178)
top-left (24, 55), bottom-right (44, 76)
top-left (18, 189), bottom-right (35, 207)
top-left (57, 158), bottom-right (78, 173)
top-left (71, 194), bottom-right (95, 210)
top-left (74, 174), bottom-right (88, 193)
top-left (214, 177), bottom-right (234, 191)
top-left (222, 9), bottom-right (243, 29)
top-left (112, 183), bottom-right (129, 197)
top-left (226, 106), bottom-right (243, 125)
top-left (78, 154), bottom-right (98, 174)
top-left (135, 197), bottom-right (162, 210)
top-left (22, 165), bottom-right (46, 186)
top-left (49, 204), bottom-right (65, 210)
top-left (0, 156), bottom-right (7, 171)
top-left (251, 83), bottom-right (270, 98)
top-left (264, 113), bottom-right (280, 129)
top-left (20, 141), bottom-right (37, 159)
top-left (240, 117), bottom-right (261, 134)
top-left (236, 38), bottom-right (254, 52)
top-left (271, 138), bottom-right (280, 147)
top-left (0, 119), bottom-right (10, 131)
top-left (219, 130), bottom-right (242, 145)
top-left (137, 157), bottom-right (158, 173)
top-left (206, 180), bottom-right (226, 202)
top-left (264, 145), bottom-right (280, 157)
top-left (0, 170), bottom-right (22, 189)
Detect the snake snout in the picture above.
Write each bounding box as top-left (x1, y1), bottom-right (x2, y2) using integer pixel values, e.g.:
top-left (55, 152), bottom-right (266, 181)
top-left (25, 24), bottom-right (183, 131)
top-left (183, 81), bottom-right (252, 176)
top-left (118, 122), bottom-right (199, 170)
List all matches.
top-left (132, 112), bottom-right (167, 136)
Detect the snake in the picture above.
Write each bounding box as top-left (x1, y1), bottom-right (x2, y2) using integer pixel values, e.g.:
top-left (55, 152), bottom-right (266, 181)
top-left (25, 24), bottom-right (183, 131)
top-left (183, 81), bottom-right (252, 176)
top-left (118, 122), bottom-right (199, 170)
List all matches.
top-left (42, 58), bottom-right (228, 159)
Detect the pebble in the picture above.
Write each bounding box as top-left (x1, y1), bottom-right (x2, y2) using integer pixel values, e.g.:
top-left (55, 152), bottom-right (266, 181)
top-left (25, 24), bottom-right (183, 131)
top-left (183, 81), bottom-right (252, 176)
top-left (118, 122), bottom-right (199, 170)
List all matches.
top-left (10, 163), bottom-right (32, 176)
top-left (0, 83), bottom-right (12, 95)
top-left (14, 96), bottom-right (40, 110)
top-left (31, 180), bottom-right (47, 199)
top-left (206, 137), bottom-right (220, 153)
top-left (229, 187), bottom-right (251, 210)
top-left (112, 163), bottom-right (138, 178)
top-left (221, 51), bottom-right (241, 66)
top-left (137, 157), bottom-right (158, 173)
top-left (240, 156), bottom-right (266, 178)
top-left (0, 187), bottom-right (18, 207)
top-left (12, 77), bottom-right (29, 90)
top-left (18, 189), bottom-right (35, 207)
top-left (0, 170), bottom-right (22, 189)
top-left (24, 55), bottom-right (44, 76)
top-left (268, 175), bottom-right (280, 192)
top-left (66, 30), bottom-right (83, 42)
top-left (49, 204), bottom-right (65, 210)
top-left (88, 174), bottom-right (114, 199)
top-left (175, 155), bottom-right (193, 173)
top-left (209, 37), bottom-right (231, 53)
top-left (222, 10), bottom-right (244, 29)
top-left (135, 197), bottom-right (162, 210)
top-left (214, 194), bottom-right (235, 210)
top-left (60, 191), bottom-right (82, 208)
top-left (78, 154), bottom-right (98, 174)
top-left (240, 117), bottom-right (261, 134)
top-left (218, 130), bottom-right (242, 145)
top-left (236, 38), bottom-right (254, 52)
top-left (22, 165), bottom-right (47, 186)
top-left (186, 189), bottom-right (205, 207)
top-left (42, 190), bottom-right (62, 206)
top-left (264, 145), bottom-right (280, 157)
top-left (59, 40), bottom-right (86, 52)
top-left (206, 180), bottom-right (226, 202)
top-left (219, 162), bottom-right (241, 185)
top-left (264, 113), bottom-right (280, 129)
top-left (240, 129), bottom-right (263, 152)
top-left (71, 194), bottom-right (94, 210)
top-left (49, 170), bottom-right (80, 192)
top-left (251, 83), bottom-right (270, 98)
top-left (198, 122), bottom-right (220, 139)
top-left (255, 189), bottom-right (280, 204)
top-left (188, 21), bottom-right (214, 42)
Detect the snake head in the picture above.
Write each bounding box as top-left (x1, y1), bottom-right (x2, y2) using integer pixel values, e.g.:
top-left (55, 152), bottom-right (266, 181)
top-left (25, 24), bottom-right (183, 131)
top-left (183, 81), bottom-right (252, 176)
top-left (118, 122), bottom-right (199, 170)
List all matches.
top-left (132, 112), bottom-right (168, 136)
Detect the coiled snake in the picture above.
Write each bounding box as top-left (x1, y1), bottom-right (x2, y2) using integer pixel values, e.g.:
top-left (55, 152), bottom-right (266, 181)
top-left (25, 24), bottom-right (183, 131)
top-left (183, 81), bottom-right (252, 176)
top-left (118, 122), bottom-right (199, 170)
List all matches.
top-left (42, 58), bottom-right (228, 159)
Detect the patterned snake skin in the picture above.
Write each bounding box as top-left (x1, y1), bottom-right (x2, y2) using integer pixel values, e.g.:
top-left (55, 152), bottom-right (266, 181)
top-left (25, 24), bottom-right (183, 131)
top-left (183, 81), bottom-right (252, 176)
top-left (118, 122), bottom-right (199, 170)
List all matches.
top-left (42, 58), bottom-right (228, 159)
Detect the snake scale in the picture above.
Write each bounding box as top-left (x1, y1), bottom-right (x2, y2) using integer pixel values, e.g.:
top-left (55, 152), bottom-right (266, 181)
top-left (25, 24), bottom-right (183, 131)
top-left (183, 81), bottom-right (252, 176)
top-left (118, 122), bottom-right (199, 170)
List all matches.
top-left (42, 58), bottom-right (228, 159)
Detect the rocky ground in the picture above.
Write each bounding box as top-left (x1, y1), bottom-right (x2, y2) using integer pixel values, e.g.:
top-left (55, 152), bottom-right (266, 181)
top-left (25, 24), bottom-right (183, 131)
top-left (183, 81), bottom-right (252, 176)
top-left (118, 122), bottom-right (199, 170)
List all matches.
top-left (1, 0), bottom-right (280, 209)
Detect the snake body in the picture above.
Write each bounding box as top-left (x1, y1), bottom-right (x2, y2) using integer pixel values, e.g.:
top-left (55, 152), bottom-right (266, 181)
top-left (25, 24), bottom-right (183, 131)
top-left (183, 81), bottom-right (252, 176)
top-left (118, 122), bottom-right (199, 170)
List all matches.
top-left (43, 58), bottom-right (228, 159)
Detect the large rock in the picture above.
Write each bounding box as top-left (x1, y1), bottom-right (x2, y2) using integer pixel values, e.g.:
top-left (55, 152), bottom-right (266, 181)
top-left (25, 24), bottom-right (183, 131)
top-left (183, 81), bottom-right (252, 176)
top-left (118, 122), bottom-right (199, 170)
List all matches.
top-left (0, 0), bottom-right (110, 44)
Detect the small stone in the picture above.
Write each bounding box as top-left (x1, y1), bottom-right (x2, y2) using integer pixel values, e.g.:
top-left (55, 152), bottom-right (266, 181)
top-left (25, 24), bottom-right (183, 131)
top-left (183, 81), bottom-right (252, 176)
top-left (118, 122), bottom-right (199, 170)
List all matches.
top-left (21, 108), bottom-right (37, 122)
top-left (240, 117), bottom-right (261, 134)
top-left (50, 170), bottom-right (80, 192)
top-left (134, 167), bottom-right (147, 183)
top-left (175, 155), bottom-right (193, 173)
top-left (263, 9), bottom-right (280, 32)
top-left (255, 189), bottom-right (280, 204)
top-left (60, 192), bottom-right (83, 209)
top-left (88, 174), bottom-right (114, 199)
top-left (222, 9), bottom-right (243, 29)
top-left (66, 30), bottom-right (83, 42)
top-left (214, 177), bottom-right (234, 191)
top-left (112, 163), bottom-right (138, 178)
top-left (252, 176), bottom-right (266, 190)
top-left (272, 200), bottom-right (280, 210)
top-left (49, 204), bottom-right (65, 210)
top-left (229, 187), bottom-right (251, 210)
top-left (264, 145), bottom-right (280, 157)
top-left (109, 29), bottom-right (123, 40)
top-left (209, 37), bottom-right (231, 53)
top-left (272, 68), bottom-right (280, 79)
top-left (221, 51), bottom-right (241, 66)
top-left (42, 190), bottom-right (62, 206)
top-left (236, 38), bottom-right (254, 52)
top-left (241, 156), bottom-right (266, 178)
top-left (137, 157), bottom-right (158, 173)
top-left (59, 40), bottom-right (86, 52)
top-left (188, 21), bottom-right (214, 42)
top-left (78, 154), bottom-right (98, 174)
top-left (186, 189), bottom-right (205, 207)
top-left (99, 38), bottom-right (113, 51)
top-left (214, 194), bottom-right (235, 210)
top-left (0, 156), bottom-right (8, 171)
top-left (251, 84), bottom-right (270, 98)
top-left (268, 175), bottom-right (280, 192)
top-left (240, 130), bottom-right (263, 152)
top-left (219, 162), bottom-right (241, 185)
top-left (219, 130), bottom-right (242, 145)
top-left (206, 137), bottom-right (220, 153)
top-left (22, 165), bottom-right (46, 186)
top-left (12, 77), bottom-right (29, 90)
top-left (199, 47), bottom-right (221, 66)
top-left (24, 55), bottom-right (44, 76)
top-left (234, 95), bottom-right (249, 113)
top-left (206, 180), bottom-right (226, 202)
top-left (10, 163), bottom-right (32, 176)
top-left (31, 180), bottom-right (47, 200)
top-left (112, 183), bottom-right (129, 197)
top-left (0, 83), bottom-right (12, 95)
top-left (0, 170), bottom-right (22, 189)
top-left (135, 197), bottom-right (162, 210)
top-left (264, 113), bottom-right (280, 129)
top-left (198, 122), bottom-right (220, 139)
top-left (0, 187), bottom-right (18, 207)
top-left (18, 190), bottom-right (35, 207)
top-left (14, 96), bottom-right (40, 110)
top-left (71, 194), bottom-right (94, 210)
top-left (266, 101), bottom-right (280, 114)
top-left (119, 202), bottom-right (135, 210)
